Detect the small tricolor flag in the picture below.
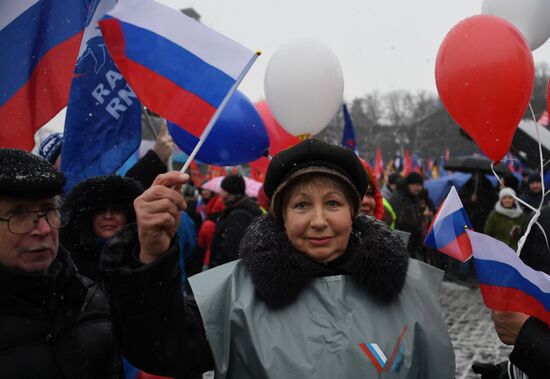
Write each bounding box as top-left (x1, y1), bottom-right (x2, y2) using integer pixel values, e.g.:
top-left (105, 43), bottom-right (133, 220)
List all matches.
top-left (99, 0), bottom-right (257, 138)
top-left (468, 230), bottom-right (550, 327)
top-left (424, 186), bottom-right (473, 262)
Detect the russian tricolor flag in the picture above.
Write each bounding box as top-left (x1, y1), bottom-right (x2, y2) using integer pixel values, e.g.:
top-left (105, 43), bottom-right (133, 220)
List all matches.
top-left (468, 230), bottom-right (550, 327)
top-left (0, 0), bottom-right (89, 150)
top-left (99, 0), bottom-right (257, 138)
top-left (424, 186), bottom-right (473, 262)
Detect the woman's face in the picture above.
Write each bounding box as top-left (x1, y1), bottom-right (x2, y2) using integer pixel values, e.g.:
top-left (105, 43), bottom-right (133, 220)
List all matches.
top-left (283, 179), bottom-right (353, 263)
top-left (360, 188), bottom-right (376, 217)
top-left (92, 209), bottom-right (127, 240)
top-left (501, 195), bottom-right (515, 209)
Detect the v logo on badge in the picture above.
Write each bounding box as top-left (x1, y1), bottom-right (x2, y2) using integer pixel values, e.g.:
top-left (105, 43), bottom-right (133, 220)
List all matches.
top-left (359, 324), bottom-right (408, 374)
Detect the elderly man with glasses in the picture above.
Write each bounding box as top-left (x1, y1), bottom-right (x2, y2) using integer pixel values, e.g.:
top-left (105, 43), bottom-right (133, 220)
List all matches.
top-left (0, 149), bottom-right (122, 378)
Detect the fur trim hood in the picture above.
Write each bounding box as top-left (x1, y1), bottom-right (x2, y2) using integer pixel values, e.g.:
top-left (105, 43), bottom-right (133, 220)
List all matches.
top-left (61, 176), bottom-right (143, 278)
top-left (240, 214), bottom-right (409, 309)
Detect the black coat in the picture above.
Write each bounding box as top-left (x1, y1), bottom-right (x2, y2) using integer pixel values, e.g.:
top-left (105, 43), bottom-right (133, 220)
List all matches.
top-left (509, 206), bottom-right (550, 378)
top-left (210, 196), bottom-right (262, 266)
top-left (0, 249), bottom-right (122, 379)
top-left (100, 215), bottom-right (408, 377)
top-left (388, 187), bottom-right (423, 257)
top-left (125, 150), bottom-right (167, 190)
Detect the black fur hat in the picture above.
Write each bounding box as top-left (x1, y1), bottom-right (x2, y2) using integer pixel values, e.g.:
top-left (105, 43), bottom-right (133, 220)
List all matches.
top-left (264, 139), bottom-right (367, 221)
top-left (63, 175), bottom-right (143, 224)
top-left (0, 148), bottom-right (66, 198)
top-left (61, 175), bottom-right (144, 280)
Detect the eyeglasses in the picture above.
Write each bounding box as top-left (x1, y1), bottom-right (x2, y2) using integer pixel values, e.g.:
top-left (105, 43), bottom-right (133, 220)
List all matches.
top-left (0, 208), bottom-right (68, 235)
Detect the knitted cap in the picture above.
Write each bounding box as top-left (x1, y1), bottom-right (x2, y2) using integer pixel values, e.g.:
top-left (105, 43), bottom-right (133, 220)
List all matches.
top-left (499, 187), bottom-right (516, 200)
top-left (38, 133), bottom-right (64, 164)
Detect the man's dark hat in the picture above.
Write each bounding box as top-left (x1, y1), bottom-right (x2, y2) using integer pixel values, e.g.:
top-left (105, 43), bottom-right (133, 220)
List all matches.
top-left (528, 172), bottom-right (542, 184)
top-left (221, 174), bottom-right (246, 195)
top-left (264, 139), bottom-right (367, 220)
top-left (404, 172), bottom-right (424, 185)
top-left (0, 148), bottom-right (66, 198)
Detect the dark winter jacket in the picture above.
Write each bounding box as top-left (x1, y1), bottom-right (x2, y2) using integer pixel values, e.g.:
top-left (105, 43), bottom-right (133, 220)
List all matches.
top-left (61, 176), bottom-right (143, 282)
top-left (0, 248), bottom-right (122, 379)
top-left (125, 150), bottom-right (167, 190)
top-left (388, 187), bottom-right (423, 257)
top-left (519, 189), bottom-right (549, 213)
top-left (509, 206), bottom-right (550, 378)
top-left (210, 196), bottom-right (262, 266)
top-left (458, 174), bottom-right (498, 231)
top-left (99, 215), bottom-right (442, 377)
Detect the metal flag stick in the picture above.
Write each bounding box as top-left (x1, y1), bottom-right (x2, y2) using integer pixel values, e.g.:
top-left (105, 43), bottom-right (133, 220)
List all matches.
top-left (180, 51), bottom-right (261, 173)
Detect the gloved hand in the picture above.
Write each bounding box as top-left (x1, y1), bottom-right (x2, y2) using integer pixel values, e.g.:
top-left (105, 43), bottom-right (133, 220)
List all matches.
top-left (472, 361), bottom-right (509, 379)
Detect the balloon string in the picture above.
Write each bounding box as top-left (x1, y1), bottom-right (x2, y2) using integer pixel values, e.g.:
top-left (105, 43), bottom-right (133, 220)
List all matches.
top-left (516, 103), bottom-right (547, 256)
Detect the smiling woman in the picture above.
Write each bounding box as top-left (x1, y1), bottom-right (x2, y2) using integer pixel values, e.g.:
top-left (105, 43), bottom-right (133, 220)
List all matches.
top-left (102, 138), bottom-right (456, 378)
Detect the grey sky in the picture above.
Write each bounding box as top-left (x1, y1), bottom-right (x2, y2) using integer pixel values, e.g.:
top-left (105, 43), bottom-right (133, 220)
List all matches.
top-left (160, 0), bottom-right (550, 103)
top-left (39, 0), bottom-right (549, 139)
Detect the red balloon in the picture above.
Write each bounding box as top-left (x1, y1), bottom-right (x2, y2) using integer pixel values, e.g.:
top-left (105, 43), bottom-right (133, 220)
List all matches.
top-left (436, 15), bottom-right (534, 162)
top-left (249, 100), bottom-right (300, 173)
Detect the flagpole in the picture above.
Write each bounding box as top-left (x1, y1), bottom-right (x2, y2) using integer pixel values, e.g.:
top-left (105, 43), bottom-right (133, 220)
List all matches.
top-left (180, 51), bottom-right (261, 173)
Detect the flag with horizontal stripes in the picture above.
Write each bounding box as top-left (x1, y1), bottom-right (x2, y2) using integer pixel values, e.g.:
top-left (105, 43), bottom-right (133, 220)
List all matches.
top-left (0, 0), bottom-right (89, 149)
top-left (424, 186), bottom-right (473, 262)
top-left (468, 230), bottom-right (550, 327)
top-left (99, 0), bottom-right (257, 138)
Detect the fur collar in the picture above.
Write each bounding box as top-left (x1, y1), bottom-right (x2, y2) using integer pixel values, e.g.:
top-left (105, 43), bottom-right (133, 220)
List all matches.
top-left (495, 201), bottom-right (524, 219)
top-left (240, 214), bottom-right (409, 309)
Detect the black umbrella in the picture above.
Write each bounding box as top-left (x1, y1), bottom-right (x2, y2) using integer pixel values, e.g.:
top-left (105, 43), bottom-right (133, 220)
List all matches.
top-left (444, 156), bottom-right (510, 175)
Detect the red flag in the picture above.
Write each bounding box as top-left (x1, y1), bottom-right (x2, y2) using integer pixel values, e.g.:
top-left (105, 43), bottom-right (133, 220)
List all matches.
top-left (373, 147), bottom-right (384, 180)
top-left (402, 150), bottom-right (411, 176)
top-left (189, 161), bottom-right (205, 185)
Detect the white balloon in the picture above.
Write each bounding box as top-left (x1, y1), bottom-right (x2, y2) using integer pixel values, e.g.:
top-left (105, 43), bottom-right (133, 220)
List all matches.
top-left (482, 0), bottom-right (550, 50)
top-left (264, 39), bottom-right (344, 136)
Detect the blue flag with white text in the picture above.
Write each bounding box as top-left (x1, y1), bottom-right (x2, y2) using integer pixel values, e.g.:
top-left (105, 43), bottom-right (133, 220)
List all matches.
top-left (61, 0), bottom-right (141, 191)
top-left (341, 104), bottom-right (357, 153)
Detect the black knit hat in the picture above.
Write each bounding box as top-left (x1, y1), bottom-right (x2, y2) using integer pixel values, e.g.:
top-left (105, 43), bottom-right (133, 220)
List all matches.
top-left (221, 174), bottom-right (246, 195)
top-left (404, 172), bottom-right (424, 185)
top-left (0, 148), bottom-right (66, 198)
top-left (528, 172), bottom-right (541, 184)
top-left (264, 139), bottom-right (367, 221)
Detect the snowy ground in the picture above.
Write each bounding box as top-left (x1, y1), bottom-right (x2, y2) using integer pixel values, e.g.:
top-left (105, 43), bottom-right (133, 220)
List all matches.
top-left (439, 281), bottom-right (513, 379)
top-left (202, 280), bottom-right (512, 379)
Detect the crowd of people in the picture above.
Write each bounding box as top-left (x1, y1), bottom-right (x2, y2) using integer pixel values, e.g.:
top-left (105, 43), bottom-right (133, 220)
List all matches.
top-left (1, 136), bottom-right (550, 378)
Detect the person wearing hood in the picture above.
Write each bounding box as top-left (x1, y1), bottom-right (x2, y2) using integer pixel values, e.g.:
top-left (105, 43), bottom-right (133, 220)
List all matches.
top-left (389, 172), bottom-right (425, 259)
top-left (61, 175), bottom-right (144, 283)
top-left (209, 174), bottom-right (262, 267)
top-left (483, 188), bottom-right (526, 251)
top-left (0, 149), bottom-right (122, 378)
top-left (359, 160), bottom-right (384, 221)
top-left (100, 139), bottom-right (454, 378)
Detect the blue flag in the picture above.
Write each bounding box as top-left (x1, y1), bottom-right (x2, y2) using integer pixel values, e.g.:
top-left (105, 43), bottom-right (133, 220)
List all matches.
top-left (61, 0), bottom-right (141, 191)
top-left (341, 104), bottom-right (357, 153)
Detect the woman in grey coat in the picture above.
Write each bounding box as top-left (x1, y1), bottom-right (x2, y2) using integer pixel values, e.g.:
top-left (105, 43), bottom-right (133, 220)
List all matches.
top-left (102, 139), bottom-right (455, 378)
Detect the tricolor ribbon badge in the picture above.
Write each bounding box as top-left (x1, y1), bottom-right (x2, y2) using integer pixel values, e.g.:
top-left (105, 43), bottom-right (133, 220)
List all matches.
top-left (359, 324), bottom-right (408, 374)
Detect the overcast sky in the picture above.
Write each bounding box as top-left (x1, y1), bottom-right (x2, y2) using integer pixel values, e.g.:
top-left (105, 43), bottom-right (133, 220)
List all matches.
top-left (159, 0), bottom-right (550, 103)
top-left (40, 0), bottom-right (550, 138)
